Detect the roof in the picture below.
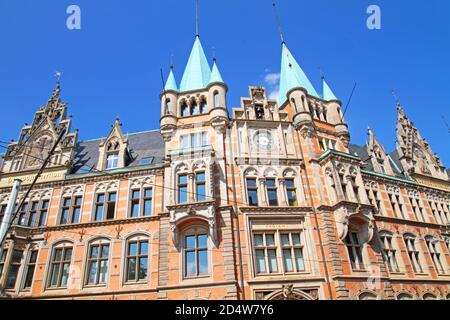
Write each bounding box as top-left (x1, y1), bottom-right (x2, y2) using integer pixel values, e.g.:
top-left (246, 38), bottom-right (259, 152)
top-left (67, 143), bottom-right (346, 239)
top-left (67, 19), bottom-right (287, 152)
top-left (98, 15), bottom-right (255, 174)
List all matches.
top-left (71, 130), bottom-right (165, 175)
top-left (209, 61), bottom-right (224, 84)
top-left (322, 78), bottom-right (338, 101)
top-left (164, 68), bottom-right (178, 92)
top-left (278, 43), bottom-right (319, 105)
top-left (179, 36), bottom-right (212, 92)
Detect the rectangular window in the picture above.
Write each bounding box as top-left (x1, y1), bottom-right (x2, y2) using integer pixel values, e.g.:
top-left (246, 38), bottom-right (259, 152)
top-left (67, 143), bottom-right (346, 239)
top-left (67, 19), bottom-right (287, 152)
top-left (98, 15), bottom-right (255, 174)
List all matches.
top-left (39, 200), bottom-right (49, 226)
top-left (0, 249), bottom-right (7, 278)
top-left (285, 179), bottom-right (298, 206)
top-left (180, 133), bottom-right (208, 149)
top-left (94, 194), bottom-right (105, 221)
top-left (106, 153), bottom-right (119, 170)
top-left (266, 179), bottom-right (278, 206)
top-left (380, 234), bottom-right (400, 272)
top-left (18, 203), bottom-right (28, 226)
top-left (246, 178), bottom-right (258, 206)
top-left (426, 239), bottom-right (444, 275)
top-left (126, 240), bottom-right (149, 282)
top-left (130, 190), bottom-right (140, 218)
top-left (60, 198), bottom-right (71, 225)
top-left (23, 250), bottom-right (38, 289)
top-left (87, 244), bottom-right (110, 285)
top-left (184, 234), bottom-right (208, 278)
top-left (27, 202), bottom-right (39, 227)
top-left (178, 175), bottom-right (188, 204)
top-left (253, 233), bottom-right (278, 274)
top-left (280, 232), bottom-right (305, 273)
top-left (345, 232), bottom-right (365, 271)
top-left (404, 237), bottom-right (423, 274)
top-left (106, 192), bottom-right (116, 220)
top-left (49, 247), bottom-right (72, 288)
top-left (5, 250), bottom-right (23, 289)
top-left (195, 172), bottom-right (206, 202)
top-left (72, 196), bottom-right (82, 224)
top-left (143, 189), bottom-right (153, 217)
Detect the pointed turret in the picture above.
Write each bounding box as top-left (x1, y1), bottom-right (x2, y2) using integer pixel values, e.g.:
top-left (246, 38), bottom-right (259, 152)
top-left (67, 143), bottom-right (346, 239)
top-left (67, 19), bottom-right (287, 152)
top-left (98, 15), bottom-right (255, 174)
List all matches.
top-left (322, 78), bottom-right (338, 101)
top-left (165, 67), bottom-right (178, 92)
top-left (209, 59), bottom-right (224, 85)
top-left (278, 43), bottom-right (319, 106)
top-left (179, 36), bottom-right (212, 92)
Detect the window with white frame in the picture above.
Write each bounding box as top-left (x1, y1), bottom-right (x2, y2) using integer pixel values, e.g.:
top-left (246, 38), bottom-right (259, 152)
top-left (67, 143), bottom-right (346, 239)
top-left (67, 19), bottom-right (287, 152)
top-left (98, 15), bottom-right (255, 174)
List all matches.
top-left (403, 234), bottom-right (423, 274)
top-left (265, 178), bottom-right (278, 207)
top-left (285, 179), bottom-right (298, 206)
top-left (93, 191), bottom-right (116, 221)
top-left (178, 174), bottom-right (188, 204)
top-left (125, 237), bottom-right (149, 283)
top-left (345, 231), bottom-right (365, 271)
top-left (380, 232), bottom-right (400, 273)
top-left (48, 243), bottom-right (73, 288)
top-left (129, 187), bottom-right (153, 218)
top-left (246, 177), bottom-right (258, 206)
top-left (195, 171), bottom-right (206, 202)
top-left (86, 241), bottom-right (110, 286)
top-left (106, 153), bottom-right (119, 170)
top-left (180, 132), bottom-right (208, 149)
top-left (425, 236), bottom-right (445, 275)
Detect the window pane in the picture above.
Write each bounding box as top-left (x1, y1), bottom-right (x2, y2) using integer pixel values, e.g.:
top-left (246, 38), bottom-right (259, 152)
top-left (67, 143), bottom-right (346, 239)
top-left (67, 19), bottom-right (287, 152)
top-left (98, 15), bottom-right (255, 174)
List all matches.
top-left (283, 249), bottom-right (293, 272)
top-left (196, 173), bottom-right (205, 182)
top-left (127, 258), bottom-right (137, 281)
top-left (75, 197), bottom-right (82, 206)
top-left (129, 242), bottom-right (138, 256)
top-left (64, 248), bottom-right (72, 261)
top-left (143, 200), bottom-right (152, 216)
top-left (131, 203), bottom-right (139, 218)
top-left (61, 263), bottom-right (70, 286)
top-left (144, 189), bottom-right (152, 198)
top-left (97, 194), bottom-right (105, 203)
top-left (138, 257), bottom-right (148, 280)
top-left (179, 175), bottom-right (188, 185)
top-left (268, 190), bottom-right (278, 206)
top-left (254, 234), bottom-right (264, 247)
top-left (266, 234), bottom-right (275, 246)
top-left (197, 235), bottom-right (208, 248)
top-left (247, 179), bottom-right (257, 187)
top-left (6, 265), bottom-right (19, 289)
top-left (294, 249), bottom-right (305, 271)
top-left (185, 236), bottom-right (196, 249)
top-left (256, 250), bottom-right (266, 274)
top-left (54, 248), bottom-right (63, 262)
top-left (50, 264), bottom-right (61, 287)
top-left (95, 204), bottom-right (104, 221)
top-left (266, 179), bottom-right (276, 187)
top-left (197, 185), bottom-right (206, 202)
top-left (198, 250), bottom-right (208, 275)
top-left (268, 249), bottom-right (278, 273)
top-left (292, 234), bottom-right (301, 246)
top-left (186, 251), bottom-right (196, 277)
top-left (281, 234), bottom-right (290, 246)
top-left (140, 242), bottom-right (149, 255)
top-left (248, 190), bottom-right (258, 206)
top-left (90, 246), bottom-right (99, 259)
top-left (108, 193), bottom-right (117, 202)
top-left (99, 260), bottom-right (108, 283)
top-left (101, 245), bottom-right (110, 258)
top-left (72, 208), bottom-right (80, 223)
top-left (179, 187), bottom-right (188, 204)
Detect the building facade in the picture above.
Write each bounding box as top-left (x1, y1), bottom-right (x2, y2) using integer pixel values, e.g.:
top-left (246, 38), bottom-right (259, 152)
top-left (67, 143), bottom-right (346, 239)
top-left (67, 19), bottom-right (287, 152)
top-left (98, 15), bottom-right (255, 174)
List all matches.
top-left (0, 33), bottom-right (449, 300)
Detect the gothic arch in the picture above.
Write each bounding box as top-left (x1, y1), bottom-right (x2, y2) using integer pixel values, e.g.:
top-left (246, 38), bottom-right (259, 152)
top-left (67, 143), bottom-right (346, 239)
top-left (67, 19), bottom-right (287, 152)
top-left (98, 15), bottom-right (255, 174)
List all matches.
top-left (265, 287), bottom-right (315, 301)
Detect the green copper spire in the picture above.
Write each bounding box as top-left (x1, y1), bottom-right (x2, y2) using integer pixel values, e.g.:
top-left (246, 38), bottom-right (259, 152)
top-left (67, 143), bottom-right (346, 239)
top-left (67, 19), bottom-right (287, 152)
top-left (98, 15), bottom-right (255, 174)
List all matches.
top-left (322, 78), bottom-right (338, 101)
top-left (209, 59), bottom-right (224, 84)
top-left (165, 67), bottom-right (178, 92)
top-left (180, 36), bottom-right (212, 92)
top-left (278, 43), bottom-right (319, 106)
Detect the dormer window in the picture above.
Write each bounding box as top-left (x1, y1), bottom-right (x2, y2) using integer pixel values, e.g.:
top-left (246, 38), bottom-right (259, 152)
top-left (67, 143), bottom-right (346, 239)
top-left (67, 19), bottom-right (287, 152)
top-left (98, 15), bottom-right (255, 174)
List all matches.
top-left (106, 153), bottom-right (119, 170)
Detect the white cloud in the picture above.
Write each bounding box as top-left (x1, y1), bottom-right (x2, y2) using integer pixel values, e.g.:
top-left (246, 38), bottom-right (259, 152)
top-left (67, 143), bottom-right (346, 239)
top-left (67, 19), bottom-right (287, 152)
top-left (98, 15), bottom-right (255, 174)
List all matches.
top-left (264, 72), bottom-right (280, 86)
top-left (268, 88), bottom-right (280, 100)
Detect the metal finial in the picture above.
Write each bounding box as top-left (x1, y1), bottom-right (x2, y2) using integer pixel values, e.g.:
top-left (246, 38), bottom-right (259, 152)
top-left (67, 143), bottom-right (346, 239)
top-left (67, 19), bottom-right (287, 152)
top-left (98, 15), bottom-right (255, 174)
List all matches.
top-left (55, 71), bottom-right (63, 84)
top-left (195, 0), bottom-right (199, 37)
top-left (272, 1), bottom-right (285, 44)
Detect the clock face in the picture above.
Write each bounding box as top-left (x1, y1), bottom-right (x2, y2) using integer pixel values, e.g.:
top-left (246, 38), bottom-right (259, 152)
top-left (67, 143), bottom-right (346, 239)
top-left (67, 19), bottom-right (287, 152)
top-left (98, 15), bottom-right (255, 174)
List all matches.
top-left (254, 131), bottom-right (273, 150)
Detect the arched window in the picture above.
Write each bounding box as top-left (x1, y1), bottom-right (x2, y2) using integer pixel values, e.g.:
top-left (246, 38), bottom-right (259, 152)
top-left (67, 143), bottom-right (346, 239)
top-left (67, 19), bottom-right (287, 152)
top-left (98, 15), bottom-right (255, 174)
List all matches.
top-left (379, 231), bottom-right (400, 273)
top-left (423, 293), bottom-right (437, 300)
top-left (358, 292), bottom-right (377, 300)
top-left (86, 239), bottom-right (111, 286)
top-left (403, 234), bottom-right (423, 274)
top-left (191, 100), bottom-right (199, 115)
top-left (181, 102), bottom-right (189, 117)
top-left (125, 235), bottom-right (149, 283)
top-left (345, 229), bottom-right (365, 271)
top-left (214, 91), bottom-right (220, 108)
top-left (165, 99), bottom-right (171, 113)
top-left (183, 226), bottom-right (209, 278)
top-left (397, 293), bottom-right (414, 300)
top-left (200, 99), bottom-right (207, 114)
top-left (425, 236), bottom-right (445, 274)
top-left (48, 242), bottom-right (73, 289)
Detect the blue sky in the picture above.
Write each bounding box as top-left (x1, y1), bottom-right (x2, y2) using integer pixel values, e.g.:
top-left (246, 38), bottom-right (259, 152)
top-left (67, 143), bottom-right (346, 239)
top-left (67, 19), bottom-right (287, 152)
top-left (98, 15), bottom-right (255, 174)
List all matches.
top-left (0, 0), bottom-right (449, 166)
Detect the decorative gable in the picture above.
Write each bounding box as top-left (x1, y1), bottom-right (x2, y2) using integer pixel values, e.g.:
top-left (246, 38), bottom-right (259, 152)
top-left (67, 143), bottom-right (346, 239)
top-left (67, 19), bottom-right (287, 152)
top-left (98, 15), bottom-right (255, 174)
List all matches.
top-left (366, 128), bottom-right (395, 176)
top-left (96, 118), bottom-right (129, 170)
top-left (1, 84), bottom-right (77, 174)
top-left (396, 105), bottom-right (448, 181)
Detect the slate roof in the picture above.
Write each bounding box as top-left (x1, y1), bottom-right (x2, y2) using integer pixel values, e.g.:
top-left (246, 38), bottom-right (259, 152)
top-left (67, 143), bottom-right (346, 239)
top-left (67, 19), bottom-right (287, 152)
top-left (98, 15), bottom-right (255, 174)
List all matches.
top-left (71, 130), bottom-right (165, 175)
